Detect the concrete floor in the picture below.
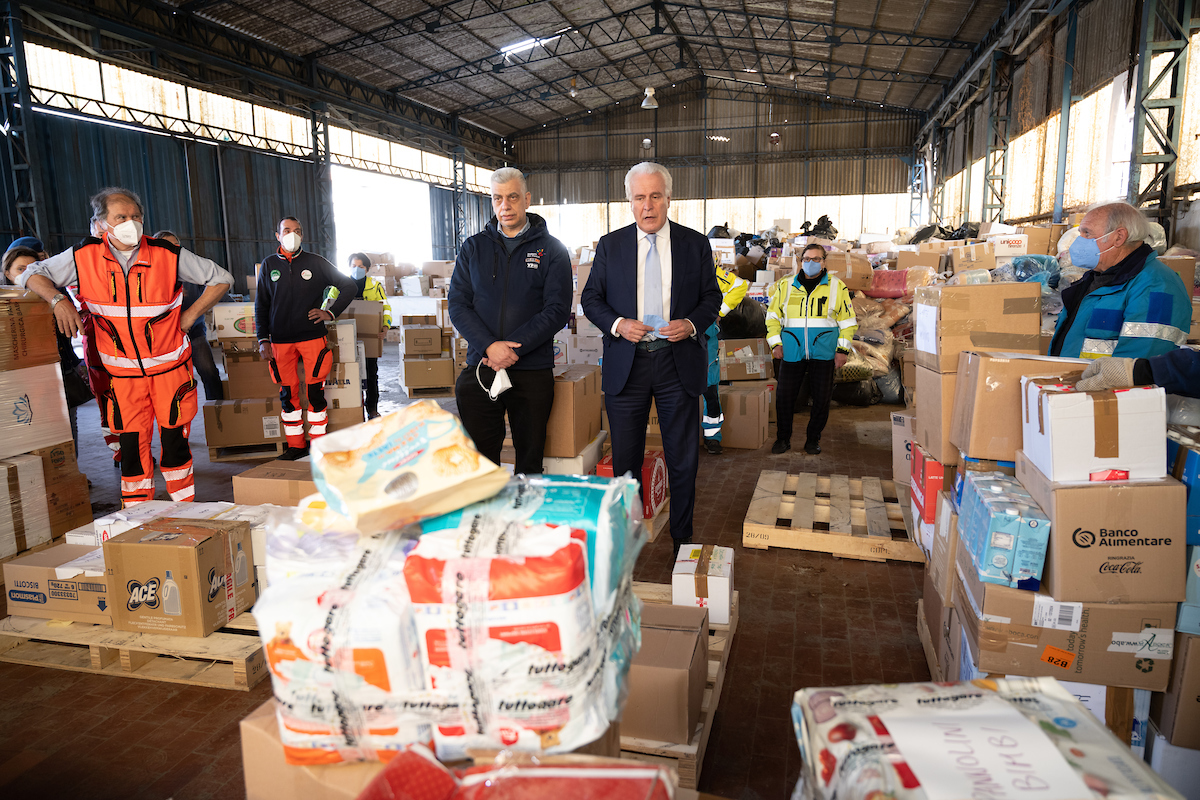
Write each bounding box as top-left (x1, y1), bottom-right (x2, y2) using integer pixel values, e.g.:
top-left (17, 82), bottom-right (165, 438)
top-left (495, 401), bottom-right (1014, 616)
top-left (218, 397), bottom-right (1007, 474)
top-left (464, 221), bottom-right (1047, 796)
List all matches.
top-left (0, 346), bottom-right (926, 799)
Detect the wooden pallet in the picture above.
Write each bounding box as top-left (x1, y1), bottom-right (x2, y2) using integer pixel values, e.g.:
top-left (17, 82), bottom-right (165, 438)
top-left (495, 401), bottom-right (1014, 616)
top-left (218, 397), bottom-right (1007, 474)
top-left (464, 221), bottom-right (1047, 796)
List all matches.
top-left (641, 502), bottom-right (670, 544)
top-left (915, 599), bottom-right (939, 679)
top-left (207, 440), bottom-right (286, 463)
top-left (742, 471), bottom-right (925, 563)
top-left (621, 582), bottom-right (738, 790)
top-left (403, 385), bottom-right (455, 399)
top-left (0, 613), bottom-right (267, 690)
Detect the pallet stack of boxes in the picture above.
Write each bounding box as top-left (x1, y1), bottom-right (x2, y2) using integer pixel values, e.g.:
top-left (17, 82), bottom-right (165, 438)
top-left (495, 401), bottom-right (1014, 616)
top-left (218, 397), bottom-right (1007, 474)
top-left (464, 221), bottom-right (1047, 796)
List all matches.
top-left (0, 289), bottom-right (93, 614)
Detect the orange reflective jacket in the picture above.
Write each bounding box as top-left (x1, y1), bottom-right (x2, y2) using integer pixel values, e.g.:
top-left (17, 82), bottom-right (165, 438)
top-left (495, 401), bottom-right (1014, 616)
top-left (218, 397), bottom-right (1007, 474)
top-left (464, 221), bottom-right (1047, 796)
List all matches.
top-left (75, 236), bottom-right (191, 378)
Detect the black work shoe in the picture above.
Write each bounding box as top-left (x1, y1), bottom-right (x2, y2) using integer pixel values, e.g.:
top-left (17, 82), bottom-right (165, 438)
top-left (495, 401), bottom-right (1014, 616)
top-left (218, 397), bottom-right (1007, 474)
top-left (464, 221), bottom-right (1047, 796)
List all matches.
top-left (771, 439), bottom-right (790, 455)
top-left (704, 439), bottom-right (723, 455)
top-left (672, 537), bottom-right (694, 561)
top-left (804, 439), bottom-right (821, 455)
top-left (278, 445), bottom-right (310, 461)
top-left (367, 408), bottom-right (381, 420)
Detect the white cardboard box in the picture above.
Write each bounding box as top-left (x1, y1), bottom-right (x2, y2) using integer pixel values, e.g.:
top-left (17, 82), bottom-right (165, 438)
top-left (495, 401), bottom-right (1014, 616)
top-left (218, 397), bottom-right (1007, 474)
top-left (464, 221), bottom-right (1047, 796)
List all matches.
top-left (400, 275), bottom-right (430, 296)
top-left (1021, 378), bottom-right (1167, 481)
top-left (325, 320), bottom-right (357, 362)
top-left (989, 233), bottom-right (1029, 257)
top-left (324, 362), bottom-right (363, 408)
top-left (672, 544), bottom-right (733, 625)
top-left (1147, 722), bottom-right (1200, 800)
top-left (911, 496), bottom-right (934, 559)
top-left (543, 430), bottom-right (607, 476)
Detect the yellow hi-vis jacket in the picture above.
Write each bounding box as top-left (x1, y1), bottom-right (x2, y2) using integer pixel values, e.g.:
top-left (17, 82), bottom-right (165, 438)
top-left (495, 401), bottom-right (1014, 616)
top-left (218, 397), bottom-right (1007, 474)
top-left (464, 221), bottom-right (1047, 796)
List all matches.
top-left (765, 272), bottom-right (856, 362)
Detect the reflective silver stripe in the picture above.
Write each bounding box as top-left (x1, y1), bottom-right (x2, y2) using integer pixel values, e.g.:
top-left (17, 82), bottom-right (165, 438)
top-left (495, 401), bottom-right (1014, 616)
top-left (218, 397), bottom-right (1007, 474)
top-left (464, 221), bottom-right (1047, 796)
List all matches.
top-left (767, 335), bottom-right (782, 347)
top-left (838, 337), bottom-right (853, 350)
top-left (1120, 321), bottom-right (1187, 345)
top-left (98, 339), bottom-right (191, 371)
top-left (281, 409), bottom-right (303, 422)
top-left (785, 319), bottom-right (836, 329)
top-left (170, 484), bottom-right (195, 501)
top-left (122, 478), bottom-right (155, 491)
top-left (719, 302), bottom-right (732, 316)
top-left (86, 293), bottom-right (182, 318)
top-left (1080, 337), bottom-right (1117, 359)
top-left (702, 414), bottom-right (723, 425)
top-left (309, 424), bottom-right (328, 435)
top-left (765, 311), bottom-right (780, 321)
top-left (161, 465), bottom-right (192, 481)
top-left (283, 424), bottom-right (305, 435)
top-left (307, 409), bottom-right (328, 422)
top-left (837, 317), bottom-right (857, 329)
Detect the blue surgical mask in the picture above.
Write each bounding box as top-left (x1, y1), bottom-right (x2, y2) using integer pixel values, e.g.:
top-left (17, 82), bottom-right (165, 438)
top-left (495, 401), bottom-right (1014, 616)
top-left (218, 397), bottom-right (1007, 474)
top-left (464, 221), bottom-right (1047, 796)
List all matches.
top-left (801, 259), bottom-right (823, 277)
top-left (350, 266), bottom-right (367, 280)
top-left (1068, 230), bottom-right (1115, 270)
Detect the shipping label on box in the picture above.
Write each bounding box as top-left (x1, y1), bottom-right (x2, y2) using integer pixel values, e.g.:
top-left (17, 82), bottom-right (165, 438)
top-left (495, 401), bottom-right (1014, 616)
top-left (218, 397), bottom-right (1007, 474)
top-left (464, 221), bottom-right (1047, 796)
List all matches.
top-left (1015, 450), bottom-right (1185, 603)
top-left (0, 290), bottom-right (59, 371)
top-left (3, 544), bottom-right (111, 624)
top-left (913, 283), bottom-right (1042, 373)
top-left (672, 543), bottom-right (733, 625)
top-left (719, 338), bottom-right (770, 381)
top-left (622, 604), bottom-right (708, 744)
top-left (212, 303), bottom-right (257, 339)
top-left (1021, 379), bottom-right (1167, 482)
top-left (104, 518), bottom-right (256, 638)
top-left (891, 411), bottom-right (915, 484)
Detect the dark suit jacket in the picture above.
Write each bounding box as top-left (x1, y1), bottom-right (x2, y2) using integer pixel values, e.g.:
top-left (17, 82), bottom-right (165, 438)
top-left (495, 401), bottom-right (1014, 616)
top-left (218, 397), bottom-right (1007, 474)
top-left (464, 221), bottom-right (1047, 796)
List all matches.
top-left (580, 221), bottom-right (721, 396)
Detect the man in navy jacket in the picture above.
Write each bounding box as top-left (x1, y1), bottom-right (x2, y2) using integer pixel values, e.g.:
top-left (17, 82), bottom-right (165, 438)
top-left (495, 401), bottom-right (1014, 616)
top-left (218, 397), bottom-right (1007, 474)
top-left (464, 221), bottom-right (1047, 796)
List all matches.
top-left (581, 162), bottom-right (722, 558)
top-left (449, 167), bottom-right (572, 474)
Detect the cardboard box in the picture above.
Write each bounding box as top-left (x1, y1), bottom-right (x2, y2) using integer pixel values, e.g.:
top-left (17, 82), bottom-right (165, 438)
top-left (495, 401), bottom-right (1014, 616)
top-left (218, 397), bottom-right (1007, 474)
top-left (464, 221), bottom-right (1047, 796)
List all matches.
top-left (3, 544), bottom-right (110, 624)
top-left (232, 460), bottom-right (318, 506)
top-left (825, 252), bottom-right (873, 291)
top-left (731, 378), bottom-right (777, 423)
top-left (948, 242), bottom-right (996, 273)
top-left (955, 540), bottom-right (1177, 690)
top-left (0, 291), bottom-right (58, 371)
top-left (399, 356), bottom-right (455, 389)
top-left (896, 250), bottom-right (944, 271)
top-left (346, 299), bottom-right (385, 358)
top-left (717, 385), bottom-right (769, 450)
top-left (1014, 450), bottom-right (1185, 603)
top-left (420, 261), bottom-right (454, 279)
top-left (922, 572), bottom-right (953, 670)
top-left (212, 303), bottom-right (257, 339)
top-left (545, 365), bottom-right (602, 458)
top-left (1021, 379), bottom-right (1167, 482)
top-left (325, 320), bottom-right (357, 362)
top-left (1018, 226), bottom-right (1053, 256)
top-left (891, 411), bottom-right (914, 484)
top-left (913, 283), bottom-right (1042, 373)
top-left (918, 239), bottom-right (952, 253)
top-left (398, 324), bottom-right (443, 356)
top-left (989, 233), bottom-right (1029, 256)
top-left (914, 366), bottom-right (957, 465)
top-left (1151, 632), bottom-right (1200, 749)
top-left (400, 275), bottom-right (429, 296)
top-left (719, 338), bottom-right (770, 381)
top-left (1180, 545), bottom-right (1200, 635)
top-left (539, 429), bottom-right (607, 476)
top-left (224, 355), bottom-right (277, 400)
top-left (29, 440), bottom-right (78, 483)
top-left (910, 443), bottom-right (954, 526)
top-left (203, 399), bottom-right (285, 448)
top-left (672, 543), bottom-right (733, 625)
top-left (949, 351), bottom-right (1088, 462)
top-left (0, 454), bottom-right (50, 559)
top-left (622, 604), bottom-right (708, 743)
top-left (597, 450), bottom-right (668, 517)
top-left (325, 405), bottom-right (364, 433)
top-left (323, 362), bottom-right (362, 408)
top-left (1160, 255), bottom-right (1196, 294)
top-left (104, 518), bottom-right (256, 638)
top-left (1168, 428), bottom-right (1200, 544)
top-left (901, 349), bottom-right (915, 389)
top-left (0, 363), bottom-right (72, 461)
top-left (929, 490), bottom-right (958, 607)
top-left (567, 334), bottom-right (603, 365)
top-left (45, 471), bottom-right (91, 538)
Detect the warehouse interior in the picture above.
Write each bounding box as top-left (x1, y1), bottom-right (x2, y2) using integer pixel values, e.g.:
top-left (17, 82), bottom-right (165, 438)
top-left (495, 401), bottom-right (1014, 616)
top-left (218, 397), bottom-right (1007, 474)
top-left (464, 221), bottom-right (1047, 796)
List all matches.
top-left (0, 0), bottom-right (1199, 798)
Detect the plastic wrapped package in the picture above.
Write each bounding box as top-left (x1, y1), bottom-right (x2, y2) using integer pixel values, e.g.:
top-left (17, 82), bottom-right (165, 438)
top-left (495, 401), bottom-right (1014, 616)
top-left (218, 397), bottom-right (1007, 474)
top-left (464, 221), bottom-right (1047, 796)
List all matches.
top-left (948, 268), bottom-right (990, 285)
top-left (957, 471), bottom-right (1051, 590)
top-left (1011, 254), bottom-right (1060, 285)
top-left (791, 678), bottom-right (1183, 800)
top-left (874, 367), bottom-right (903, 404)
top-left (263, 500), bottom-right (363, 585)
top-left (876, 298), bottom-right (910, 328)
top-left (358, 747), bottom-right (676, 800)
top-left (990, 262), bottom-right (1017, 282)
top-left (851, 294), bottom-right (883, 319)
top-left (833, 348), bottom-right (874, 383)
top-left (863, 267), bottom-right (936, 299)
top-left (253, 524), bottom-right (435, 765)
top-left (1058, 264), bottom-right (1086, 292)
top-left (1167, 394), bottom-right (1200, 427)
top-left (1057, 226), bottom-right (1081, 261)
top-left (849, 339), bottom-right (894, 378)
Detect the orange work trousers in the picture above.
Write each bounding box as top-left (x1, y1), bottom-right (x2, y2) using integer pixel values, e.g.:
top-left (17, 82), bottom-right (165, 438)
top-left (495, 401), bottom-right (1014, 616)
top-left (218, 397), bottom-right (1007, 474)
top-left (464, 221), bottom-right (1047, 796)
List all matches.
top-left (269, 338), bottom-right (333, 448)
top-left (109, 361), bottom-right (198, 507)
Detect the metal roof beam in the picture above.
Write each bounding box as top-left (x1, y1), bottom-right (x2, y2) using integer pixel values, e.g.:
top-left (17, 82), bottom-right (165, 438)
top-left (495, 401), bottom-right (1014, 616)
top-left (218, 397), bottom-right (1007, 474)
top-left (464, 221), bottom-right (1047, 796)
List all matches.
top-left (518, 145), bottom-right (914, 174)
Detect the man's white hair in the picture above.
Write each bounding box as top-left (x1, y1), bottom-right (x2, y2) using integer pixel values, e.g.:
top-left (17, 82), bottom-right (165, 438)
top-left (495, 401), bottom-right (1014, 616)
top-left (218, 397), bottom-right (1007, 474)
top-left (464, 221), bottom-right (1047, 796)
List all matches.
top-left (1088, 201), bottom-right (1151, 244)
top-left (490, 167), bottom-right (528, 194)
top-left (625, 162), bottom-right (672, 201)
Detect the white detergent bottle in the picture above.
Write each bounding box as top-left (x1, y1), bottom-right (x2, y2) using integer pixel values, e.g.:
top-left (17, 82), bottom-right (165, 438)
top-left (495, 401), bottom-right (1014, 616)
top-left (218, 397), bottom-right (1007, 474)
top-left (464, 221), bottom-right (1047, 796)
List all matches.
top-left (234, 542), bottom-right (249, 587)
top-left (162, 570), bottom-right (182, 616)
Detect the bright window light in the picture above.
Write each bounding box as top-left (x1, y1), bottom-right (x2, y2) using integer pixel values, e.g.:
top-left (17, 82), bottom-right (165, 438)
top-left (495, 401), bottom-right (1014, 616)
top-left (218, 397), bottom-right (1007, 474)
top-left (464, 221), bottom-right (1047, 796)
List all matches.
top-left (500, 35), bottom-right (561, 57)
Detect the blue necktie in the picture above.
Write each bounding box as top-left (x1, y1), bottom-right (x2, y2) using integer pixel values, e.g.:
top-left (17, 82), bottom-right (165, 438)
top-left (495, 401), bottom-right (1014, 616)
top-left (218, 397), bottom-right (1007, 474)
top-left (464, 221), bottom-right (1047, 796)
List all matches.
top-left (645, 232), bottom-right (662, 320)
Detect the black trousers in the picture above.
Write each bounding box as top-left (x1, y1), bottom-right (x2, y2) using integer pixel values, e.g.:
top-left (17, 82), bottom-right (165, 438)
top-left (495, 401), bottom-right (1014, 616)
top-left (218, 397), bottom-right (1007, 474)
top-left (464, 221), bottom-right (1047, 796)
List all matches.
top-left (776, 358), bottom-right (835, 443)
top-left (455, 365), bottom-right (554, 475)
top-left (190, 333), bottom-right (223, 401)
top-left (364, 357), bottom-right (379, 413)
top-left (606, 347), bottom-right (699, 542)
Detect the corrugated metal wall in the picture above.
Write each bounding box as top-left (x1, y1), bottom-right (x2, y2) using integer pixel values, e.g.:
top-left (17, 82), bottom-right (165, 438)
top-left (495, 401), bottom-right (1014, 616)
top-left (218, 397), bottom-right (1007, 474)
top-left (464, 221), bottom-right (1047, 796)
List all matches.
top-left (430, 188), bottom-right (489, 259)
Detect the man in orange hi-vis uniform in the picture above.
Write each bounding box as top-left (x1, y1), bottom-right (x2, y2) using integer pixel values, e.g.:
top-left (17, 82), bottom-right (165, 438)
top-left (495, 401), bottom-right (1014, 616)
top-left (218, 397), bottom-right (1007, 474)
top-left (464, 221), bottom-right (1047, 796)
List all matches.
top-left (20, 187), bottom-right (233, 505)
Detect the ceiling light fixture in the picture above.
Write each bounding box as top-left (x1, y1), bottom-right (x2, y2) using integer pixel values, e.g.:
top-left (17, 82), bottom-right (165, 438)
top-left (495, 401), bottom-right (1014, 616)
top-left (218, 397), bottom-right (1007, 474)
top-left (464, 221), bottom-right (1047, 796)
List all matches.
top-left (707, 135), bottom-right (730, 142)
top-left (500, 35), bottom-right (561, 59)
top-left (641, 87), bottom-right (658, 109)
top-left (569, 77), bottom-right (578, 98)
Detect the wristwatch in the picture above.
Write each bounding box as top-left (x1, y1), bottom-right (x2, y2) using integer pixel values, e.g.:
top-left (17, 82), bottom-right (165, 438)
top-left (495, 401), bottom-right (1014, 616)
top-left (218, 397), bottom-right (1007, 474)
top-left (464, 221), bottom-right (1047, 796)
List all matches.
top-left (49, 293), bottom-right (66, 310)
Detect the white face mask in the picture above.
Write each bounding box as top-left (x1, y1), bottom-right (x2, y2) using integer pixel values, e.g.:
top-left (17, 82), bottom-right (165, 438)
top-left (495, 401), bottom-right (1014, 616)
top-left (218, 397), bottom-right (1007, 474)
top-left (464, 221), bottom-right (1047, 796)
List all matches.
top-left (280, 232), bottom-right (301, 252)
top-left (110, 220), bottom-right (143, 247)
top-left (350, 266), bottom-right (367, 280)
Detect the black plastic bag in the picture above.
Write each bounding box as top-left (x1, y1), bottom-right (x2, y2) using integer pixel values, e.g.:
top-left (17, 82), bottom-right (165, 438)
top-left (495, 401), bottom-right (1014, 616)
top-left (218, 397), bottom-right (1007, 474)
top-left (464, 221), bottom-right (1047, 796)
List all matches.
top-left (831, 379), bottom-right (881, 406)
top-left (719, 297), bottom-right (768, 339)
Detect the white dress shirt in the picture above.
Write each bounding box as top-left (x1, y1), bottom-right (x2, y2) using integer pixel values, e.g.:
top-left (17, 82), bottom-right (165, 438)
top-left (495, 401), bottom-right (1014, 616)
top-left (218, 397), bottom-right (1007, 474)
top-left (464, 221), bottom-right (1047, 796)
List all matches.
top-left (611, 221), bottom-right (677, 337)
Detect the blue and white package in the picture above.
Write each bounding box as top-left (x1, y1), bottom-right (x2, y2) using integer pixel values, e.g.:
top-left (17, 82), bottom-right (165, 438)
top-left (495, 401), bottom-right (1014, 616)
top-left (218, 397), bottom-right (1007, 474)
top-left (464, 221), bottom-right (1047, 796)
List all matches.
top-left (958, 471), bottom-right (1052, 590)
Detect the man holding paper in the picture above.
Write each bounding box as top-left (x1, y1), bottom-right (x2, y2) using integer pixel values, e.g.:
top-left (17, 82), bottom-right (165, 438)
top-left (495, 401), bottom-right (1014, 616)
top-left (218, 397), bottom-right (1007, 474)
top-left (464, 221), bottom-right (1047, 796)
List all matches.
top-left (581, 162), bottom-right (722, 559)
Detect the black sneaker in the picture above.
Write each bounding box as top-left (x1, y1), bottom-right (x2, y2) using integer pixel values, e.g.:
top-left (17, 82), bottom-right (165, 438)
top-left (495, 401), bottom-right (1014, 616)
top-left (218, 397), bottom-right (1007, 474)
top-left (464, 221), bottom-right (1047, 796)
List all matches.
top-left (704, 439), bottom-right (723, 455)
top-left (367, 409), bottom-right (381, 420)
top-left (804, 439), bottom-right (821, 455)
top-left (771, 439), bottom-right (790, 455)
top-left (278, 445), bottom-right (310, 461)
top-left (672, 537), bottom-right (694, 561)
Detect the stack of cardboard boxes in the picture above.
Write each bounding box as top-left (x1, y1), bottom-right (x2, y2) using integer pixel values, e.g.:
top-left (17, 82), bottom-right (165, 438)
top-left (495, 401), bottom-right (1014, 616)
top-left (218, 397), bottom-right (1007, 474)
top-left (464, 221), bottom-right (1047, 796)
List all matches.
top-left (397, 313), bottom-right (459, 396)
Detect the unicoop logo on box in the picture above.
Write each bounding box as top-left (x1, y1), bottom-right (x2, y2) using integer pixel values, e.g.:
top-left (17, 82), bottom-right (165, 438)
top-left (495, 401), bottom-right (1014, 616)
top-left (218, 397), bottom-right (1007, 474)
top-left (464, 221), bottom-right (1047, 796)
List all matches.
top-left (1072, 528), bottom-right (1096, 548)
top-left (127, 578), bottom-right (160, 611)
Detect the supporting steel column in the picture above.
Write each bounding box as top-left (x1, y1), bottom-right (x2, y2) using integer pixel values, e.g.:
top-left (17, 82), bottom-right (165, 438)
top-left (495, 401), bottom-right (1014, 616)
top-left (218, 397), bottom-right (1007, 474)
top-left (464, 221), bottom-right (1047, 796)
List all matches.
top-left (961, 119), bottom-right (973, 225)
top-left (0, 3), bottom-right (43, 237)
top-left (909, 154), bottom-right (924, 227)
top-left (309, 102), bottom-right (335, 261)
top-left (1127, 0), bottom-right (1192, 238)
top-left (451, 145), bottom-right (467, 255)
top-left (982, 53), bottom-right (1013, 222)
top-left (1052, 1), bottom-right (1078, 223)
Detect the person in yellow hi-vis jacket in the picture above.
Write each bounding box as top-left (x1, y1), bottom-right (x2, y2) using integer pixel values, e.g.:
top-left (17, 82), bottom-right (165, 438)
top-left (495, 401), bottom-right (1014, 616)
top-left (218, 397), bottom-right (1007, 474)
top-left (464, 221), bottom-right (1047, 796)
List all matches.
top-left (765, 243), bottom-right (856, 455)
top-left (349, 253), bottom-right (393, 419)
top-left (702, 262), bottom-right (749, 454)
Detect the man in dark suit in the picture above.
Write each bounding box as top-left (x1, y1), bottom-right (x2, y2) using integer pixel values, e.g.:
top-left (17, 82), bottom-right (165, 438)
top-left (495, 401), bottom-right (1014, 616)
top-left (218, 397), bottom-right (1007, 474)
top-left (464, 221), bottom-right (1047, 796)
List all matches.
top-left (581, 162), bottom-right (722, 559)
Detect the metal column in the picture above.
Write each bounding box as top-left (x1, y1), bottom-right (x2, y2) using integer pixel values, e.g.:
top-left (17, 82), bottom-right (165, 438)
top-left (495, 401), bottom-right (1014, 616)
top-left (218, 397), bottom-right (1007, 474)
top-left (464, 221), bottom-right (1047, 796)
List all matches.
top-left (451, 145), bottom-right (468, 255)
top-left (982, 53), bottom-right (1013, 223)
top-left (909, 154), bottom-right (924, 227)
top-left (1127, 0), bottom-right (1192, 238)
top-left (309, 102), bottom-right (336, 260)
top-left (0, 3), bottom-right (43, 237)
top-left (1052, 1), bottom-right (1078, 223)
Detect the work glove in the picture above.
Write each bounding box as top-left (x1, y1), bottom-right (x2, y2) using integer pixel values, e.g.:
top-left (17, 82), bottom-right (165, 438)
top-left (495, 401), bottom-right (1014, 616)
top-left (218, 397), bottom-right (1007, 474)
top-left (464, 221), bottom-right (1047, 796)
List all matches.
top-left (1076, 357), bottom-right (1136, 392)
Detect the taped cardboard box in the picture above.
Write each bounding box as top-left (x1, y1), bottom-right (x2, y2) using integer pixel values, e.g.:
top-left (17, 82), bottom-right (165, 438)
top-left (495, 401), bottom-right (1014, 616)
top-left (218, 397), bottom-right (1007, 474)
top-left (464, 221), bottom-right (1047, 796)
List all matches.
top-left (325, 320), bottom-right (357, 362)
top-left (949, 351), bottom-right (1088, 462)
top-left (988, 233), bottom-right (1029, 257)
top-left (346, 299), bottom-right (385, 357)
top-left (1021, 378), bottom-right (1166, 482)
top-left (922, 571), bottom-right (953, 670)
top-left (718, 337), bottom-right (770, 381)
top-left (948, 242), bottom-right (996, 273)
top-left (1160, 255), bottom-right (1196, 295)
top-left (29, 440), bottom-right (78, 483)
top-left (914, 366), bottom-right (958, 465)
top-left (718, 385), bottom-right (769, 450)
top-left (0, 454), bottom-right (51, 559)
top-left (203, 399), bottom-right (285, 448)
top-left (672, 543), bottom-right (733, 625)
top-left (225, 355), bottom-right (277, 400)
top-left (232, 460), bottom-right (317, 506)
top-left (622, 604), bottom-right (708, 743)
top-left (901, 349), bottom-right (915, 389)
top-left (0, 363), bottom-right (72, 461)
top-left (323, 362), bottom-right (362, 408)
top-left (3, 543), bottom-right (110, 624)
top-left (928, 490), bottom-right (958, 607)
top-left (399, 355), bottom-right (455, 389)
top-left (731, 378), bottom-right (777, 423)
top-left (212, 303), bottom-right (257, 339)
top-left (1014, 450), bottom-right (1185, 603)
top-left (1151, 632), bottom-right (1200, 749)
top-left (398, 323), bottom-right (443, 356)
top-left (913, 283), bottom-right (1042, 373)
top-left (825, 252), bottom-right (873, 291)
top-left (545, 364), bottom-right (602, 458)
top-left (896, 250), bottom-right (944, 271)
top-left (567, 334), bottom-right (603, 365)
top-left (891, 411), bottom-right (914, 484)
top-left (0, 290), bottom-right (59, 371)
top-left (954, 539), bottom-right (1176, 691)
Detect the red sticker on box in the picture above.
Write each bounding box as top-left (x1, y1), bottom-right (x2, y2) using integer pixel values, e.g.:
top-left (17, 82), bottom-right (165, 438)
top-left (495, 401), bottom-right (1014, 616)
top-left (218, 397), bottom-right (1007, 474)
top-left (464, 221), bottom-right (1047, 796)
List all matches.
top-left (1040, 645), bottom-right (1076, 670)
